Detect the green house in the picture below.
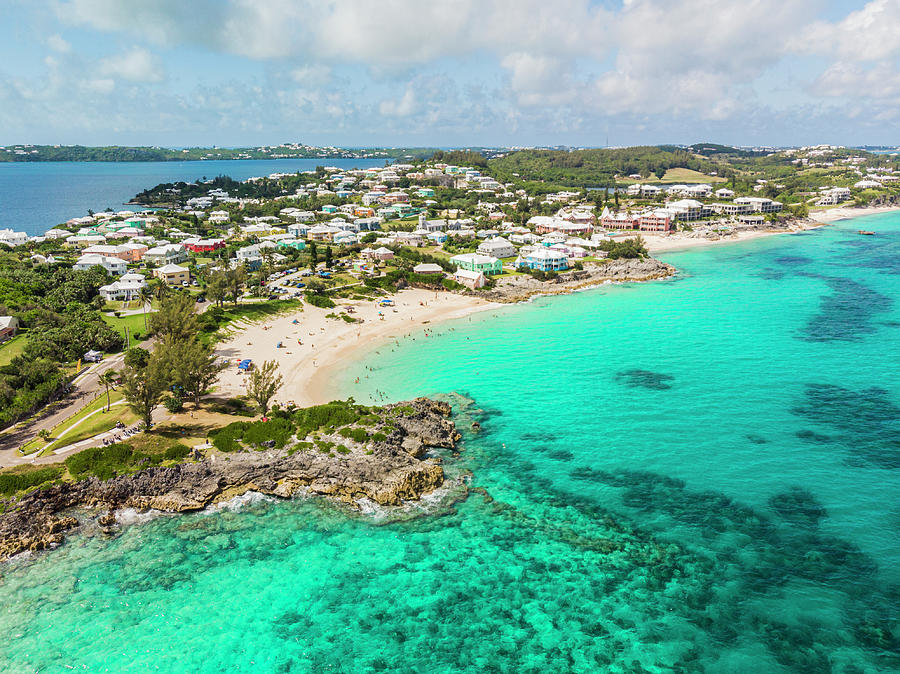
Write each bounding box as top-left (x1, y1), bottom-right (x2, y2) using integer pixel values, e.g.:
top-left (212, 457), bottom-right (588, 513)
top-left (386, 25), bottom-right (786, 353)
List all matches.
top-left (449, 252), bottom-right (502, 275)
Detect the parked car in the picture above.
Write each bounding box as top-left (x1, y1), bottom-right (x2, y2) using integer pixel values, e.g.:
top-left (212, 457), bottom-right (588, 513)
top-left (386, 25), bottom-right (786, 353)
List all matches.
top-left (196, 295), bottom-right (206, 303)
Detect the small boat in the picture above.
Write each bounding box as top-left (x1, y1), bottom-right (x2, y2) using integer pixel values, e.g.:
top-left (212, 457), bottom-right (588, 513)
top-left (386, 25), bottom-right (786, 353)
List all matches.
top-left (858, 230), bottom-right (875, 235)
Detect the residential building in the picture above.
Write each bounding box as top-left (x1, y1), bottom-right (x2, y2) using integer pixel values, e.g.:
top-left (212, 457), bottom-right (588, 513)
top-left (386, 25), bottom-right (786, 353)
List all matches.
top-left (477, 237), bottom-right (516, 258)
top-left (0, 316), bottom-right (19, 341)
top-left (412, 263), bottom-right (444, 275)
top-left (184, 238), bottom-right (226, 253)
top-left (73, 254), bottom-right (127, 275)
top-left (98, 273), bottom-right (148, 302)
top-left (451, 269), bottom-right (487, 289)
top-left (154, 263), bottom-right (190, 286)
top-left (518, 248), bottom-right (569, 272)
top-left (450, 253), bottom-right (503, 275)
top-left (144, 244), bottom-right (188, 265)
top-left (638, 210), bottom-right (674, 232)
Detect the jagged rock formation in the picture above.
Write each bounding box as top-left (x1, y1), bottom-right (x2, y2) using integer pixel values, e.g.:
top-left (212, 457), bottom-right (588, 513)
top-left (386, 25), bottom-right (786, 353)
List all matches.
top-left (482, 257), bottom-right (676, 303)
top-left (0, 398), bottom-right (458, 561)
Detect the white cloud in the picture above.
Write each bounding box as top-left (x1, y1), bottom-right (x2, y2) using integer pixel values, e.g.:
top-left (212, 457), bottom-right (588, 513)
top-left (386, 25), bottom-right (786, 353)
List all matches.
top-left (99, 48), bottom-right (163, 83)
top-left (801, 0), bottom-right (900, 61)
top-left (47, 34), bottom-right (71, 53)
top-left (379, 86), bottom-right (418, 117)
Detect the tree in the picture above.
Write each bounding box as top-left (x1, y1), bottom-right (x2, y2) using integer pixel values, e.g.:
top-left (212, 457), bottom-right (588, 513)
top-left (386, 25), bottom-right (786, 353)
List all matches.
top-left (121, 354), bottom-right (166, 429)
top-left (137, 286), bottom-right (153, 332)
top-left (226, 266), bottom-right (247, 306)
top-left (149, 293), bottom-right (199, 342)
top-left (206, 270), bottom-right (228, 308)
top-left (308, 241), bottom-right (319, 270)
top-left (151, 278), bottom-right (170, 302)
top-left (245, 360), bottom-right (283, 416)
top-left (654, 167), bottom-right (666, 180)
top-left (324, 245), bottom-right (333, 268)
top-left (98, 369), bottom-right (117, 412)
top-left (157, 336), bottom-right (223, 407)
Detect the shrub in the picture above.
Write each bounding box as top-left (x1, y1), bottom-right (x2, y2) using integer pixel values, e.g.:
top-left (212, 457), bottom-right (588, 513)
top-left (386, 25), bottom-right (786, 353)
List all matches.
top-left (338, 427), bottom-right (368, 443)
top-left (243, 417), bottom-right (294, 449)
top-left (336, 445), bottom-right (350, 454)
top-left (164, 392), bottom-right (184, 413)
top-left (293, 400), bottom-right (368, 437)
top-left (210, 421), bottom-right (250, 453)
top-left (305, 293), bottom-right (335, 309)
top-left (164, 443), bottom-right (191, 461)
top-left (0, 465), bottom-right (64, 497)
top-left (65, 443), bottom-right (142, 481)
top-left (370, 432), bottom-right (387, 443)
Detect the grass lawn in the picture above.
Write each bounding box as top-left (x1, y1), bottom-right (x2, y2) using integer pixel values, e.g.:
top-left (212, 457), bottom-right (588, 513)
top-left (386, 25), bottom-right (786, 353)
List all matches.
top-left (102, 312), bottom-right (150, 342)
top-left (20, 390), bottom-right (138, 456)
top-left (618, 168), bottom-right (727, 185)
top-left (0, 334), bottom-right (26, 366)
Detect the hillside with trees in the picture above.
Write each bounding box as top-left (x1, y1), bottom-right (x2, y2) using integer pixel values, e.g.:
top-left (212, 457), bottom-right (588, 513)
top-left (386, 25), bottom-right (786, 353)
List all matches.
top-left (489, 147), bottom-right (722, 188)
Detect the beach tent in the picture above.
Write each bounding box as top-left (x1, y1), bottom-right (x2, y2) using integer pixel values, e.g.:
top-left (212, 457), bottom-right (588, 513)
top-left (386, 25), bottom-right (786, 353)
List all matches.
top-left (238, 359), bottom-right (253, 371)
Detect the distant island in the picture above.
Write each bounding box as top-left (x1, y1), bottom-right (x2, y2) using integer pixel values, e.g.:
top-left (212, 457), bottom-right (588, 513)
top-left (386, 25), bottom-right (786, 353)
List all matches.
top-left (0, 143), bottom-right (452, 163)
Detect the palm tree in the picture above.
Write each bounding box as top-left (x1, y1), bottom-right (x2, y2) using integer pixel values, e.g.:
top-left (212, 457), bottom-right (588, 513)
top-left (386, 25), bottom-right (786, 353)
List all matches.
top-left (99, 369), bottom-right (118, 412)
top-left (152, 279), bottom-right (169, 302)
top-left (137, 286), bottom-right (153, 332)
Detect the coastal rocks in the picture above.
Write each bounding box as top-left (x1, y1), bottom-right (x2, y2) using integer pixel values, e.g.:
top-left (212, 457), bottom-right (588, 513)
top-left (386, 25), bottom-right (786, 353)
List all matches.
top-left (0, 398), bottom-right (459, 562)
top-left (481, 257), bottom-right (676, 303)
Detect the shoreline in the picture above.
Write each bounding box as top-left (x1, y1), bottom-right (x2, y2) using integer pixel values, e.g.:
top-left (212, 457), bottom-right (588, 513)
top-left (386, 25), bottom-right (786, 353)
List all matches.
top-left (214, 288), bottom-right (498, 408)
top-left (639, 220), bottom-right (824, 254)
top-left (808, 205), bottom-right (900, 224)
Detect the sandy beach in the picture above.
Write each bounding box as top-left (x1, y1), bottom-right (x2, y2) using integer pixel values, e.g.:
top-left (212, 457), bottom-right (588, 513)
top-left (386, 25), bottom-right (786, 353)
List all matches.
top-left (809, 205), bottom-right (900, 224)
top-left (640, 222), bottom-right (822, 254)
top-left (214, 288), bottom-right (498, 408)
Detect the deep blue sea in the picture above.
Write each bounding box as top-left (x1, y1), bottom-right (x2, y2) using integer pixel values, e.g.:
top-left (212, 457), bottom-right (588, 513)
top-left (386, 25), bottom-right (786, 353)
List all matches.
top-left (1, 214), bottom-right (899, 672)
top-left (0, 158), bottom-right (388, 236)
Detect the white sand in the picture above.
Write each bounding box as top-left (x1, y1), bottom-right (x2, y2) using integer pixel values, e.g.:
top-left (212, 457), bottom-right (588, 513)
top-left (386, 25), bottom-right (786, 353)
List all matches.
top-left (214, 288), bottom-right (498, 407)
top-left (809, 205), bottom-right (900, 224)
top-left (639, 222), bottom-right (823, 254)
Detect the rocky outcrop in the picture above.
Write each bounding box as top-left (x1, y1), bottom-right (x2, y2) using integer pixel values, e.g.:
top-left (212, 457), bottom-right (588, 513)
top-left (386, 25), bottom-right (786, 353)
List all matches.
top-left (0, 398), bottom-right (458, 561)
top-left (482, 257), bottom-right (676, 303)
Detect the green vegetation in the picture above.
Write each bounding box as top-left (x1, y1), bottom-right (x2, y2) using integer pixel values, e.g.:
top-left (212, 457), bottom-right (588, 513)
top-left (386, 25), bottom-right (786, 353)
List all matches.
top-left (0, 144), bottom-right (438, 163)
top-left (490, 147), bottom-right (720, 188)
top-left (597, 236), bottom-right (649, 260)
top-left (0, 465), bottom-right (64, 497)
top-left (63, 442), bottom-right (180, 481)
top-left (197, 299), bottom-right (301, 342)
top-left (0, 335), bottom-right (26, 367)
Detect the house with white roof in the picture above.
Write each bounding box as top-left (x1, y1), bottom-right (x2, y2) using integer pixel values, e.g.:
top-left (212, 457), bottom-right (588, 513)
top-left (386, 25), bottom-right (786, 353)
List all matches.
top-left (74, 254), bottom-right (127, 276)
top-left (450, 253), bottom-right (502, 275)
top-left (144, 244), bottom-right (188, 265)
top-left (99, 273), bottom-right (148, 302)
top-left (477, 237), bottom-right (516, 259)
top-left (517, 248), bottom-right (569, 272)
top-left (154, 264), bottom-right (190, 286)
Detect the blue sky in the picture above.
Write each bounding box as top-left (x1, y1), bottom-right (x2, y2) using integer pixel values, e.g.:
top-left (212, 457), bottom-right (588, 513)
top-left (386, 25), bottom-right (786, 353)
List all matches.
top-left (1, 0), bottom-right (898, 148)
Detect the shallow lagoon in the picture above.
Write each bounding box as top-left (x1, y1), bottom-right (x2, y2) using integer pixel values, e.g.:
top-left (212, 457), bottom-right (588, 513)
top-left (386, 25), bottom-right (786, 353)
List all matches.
top-left (1, 215), bottom-right (899, 672)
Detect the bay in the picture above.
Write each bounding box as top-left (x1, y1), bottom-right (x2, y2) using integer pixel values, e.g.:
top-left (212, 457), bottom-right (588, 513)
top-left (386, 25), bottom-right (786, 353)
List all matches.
top-left (1, 215), bottom-right (898, 672)
top-left (0, 158), bottom-right (389, 237)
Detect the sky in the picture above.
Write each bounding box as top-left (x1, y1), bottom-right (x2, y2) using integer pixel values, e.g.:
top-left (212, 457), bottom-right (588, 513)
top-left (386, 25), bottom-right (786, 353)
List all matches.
top-left (1, 0), bottom-right (899, 148)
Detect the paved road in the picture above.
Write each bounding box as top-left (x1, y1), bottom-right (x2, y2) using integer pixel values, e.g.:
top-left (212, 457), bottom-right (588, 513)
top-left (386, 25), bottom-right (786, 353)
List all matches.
top-left (0, 346), bottom-right (139, 464)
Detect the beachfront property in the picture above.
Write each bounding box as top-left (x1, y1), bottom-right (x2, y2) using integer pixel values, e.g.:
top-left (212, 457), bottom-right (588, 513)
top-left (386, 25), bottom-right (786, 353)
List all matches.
top-left (413, 263), bottom-right (444, 275)
top-left (815, 187), bottom-right (851, 206)
top-left (0, 315), bottom-right (20, 341)
top-left (73, 253), bottom-right (128, 276)
top-left (477, 237), bottom-right (516, 258)
top-left (154, 263), bottom-right (190, 286)
top-left (450, 268), bottom-right (488, 289)
top-left (450, 252), bottom-right (503, 275)
top-left (517, 248), bottom-right (569, 272)
top-left (734, 197), bottom-right (784, 213)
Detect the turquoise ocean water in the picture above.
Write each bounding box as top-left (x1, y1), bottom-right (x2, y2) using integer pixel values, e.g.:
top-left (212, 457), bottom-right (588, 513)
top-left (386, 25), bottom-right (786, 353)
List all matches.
top-left (1, 215), bottom-right (899, 672)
